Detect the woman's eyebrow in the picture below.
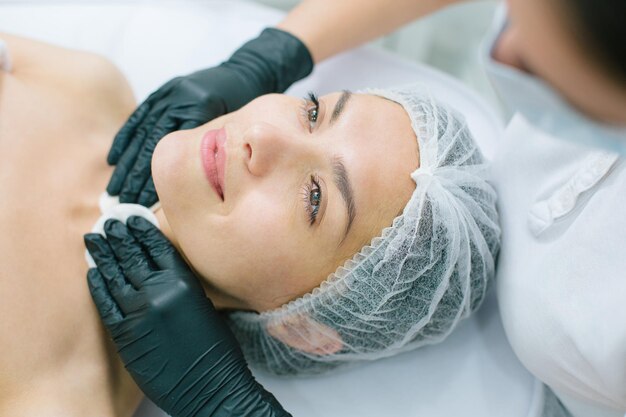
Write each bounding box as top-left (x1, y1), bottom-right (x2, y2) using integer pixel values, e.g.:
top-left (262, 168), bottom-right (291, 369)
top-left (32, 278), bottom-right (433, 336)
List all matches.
top-left (329, 90), bottom-right (352, 126)
top-left (331, 156), bottom-right (356, 245)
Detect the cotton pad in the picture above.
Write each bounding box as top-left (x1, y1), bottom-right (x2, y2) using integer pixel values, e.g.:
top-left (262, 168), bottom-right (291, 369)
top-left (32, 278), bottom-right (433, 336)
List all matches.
top-left (84, 192), bottom-right (160, 268)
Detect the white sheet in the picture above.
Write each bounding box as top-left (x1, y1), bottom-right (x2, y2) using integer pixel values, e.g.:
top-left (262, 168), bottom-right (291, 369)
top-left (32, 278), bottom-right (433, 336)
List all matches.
top-left (0, 1), bottom-right (538, 416)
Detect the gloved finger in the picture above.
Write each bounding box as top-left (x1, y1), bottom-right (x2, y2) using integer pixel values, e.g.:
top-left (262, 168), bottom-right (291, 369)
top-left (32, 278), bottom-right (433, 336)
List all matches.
top-left (119, 112), bottom-right (176, 203)
top-left (107, 111), bottom-right (159, 197)
top-left (118, 155), bottom-right (151, 205)
top-left (137, 177), bottom-right (158, 208)
top-left (107, 101), bottom-right (151, 165)
top-left (106, 129), bottom-right (146, 196)
top-left (87, 268), bottom-right (124, 326)
top-left (107, 77), bottom-right (180, 166)
top-left (168, 101), bottom-right (221, 127)
top-left (84, 233), bottom-right (135, 308)
top-left (103, 219), bottom-right (153, 287)
top-left (178, 119), bottom-right (202, 131)
top-left (126, 216), bottom-right (184, 270)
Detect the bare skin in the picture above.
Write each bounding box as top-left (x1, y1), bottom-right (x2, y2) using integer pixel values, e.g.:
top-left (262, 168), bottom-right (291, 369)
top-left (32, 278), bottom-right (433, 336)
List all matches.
top-left (0, 33), bottom-right (142, 417)
top-left (277, 0), bottom-right (626, 125)
top-left (4, 0), bottom-right (623, 414)
top-left (0, 32), bottom-right (418, 415)
top-left (276, 0), bottom-right (459, 63)
top-left (0, 13), bottom-right (458, 411)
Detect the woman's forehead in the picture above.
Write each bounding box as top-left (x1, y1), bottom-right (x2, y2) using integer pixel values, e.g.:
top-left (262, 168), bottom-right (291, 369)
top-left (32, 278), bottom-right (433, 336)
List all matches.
top-left (326, 92), bottom-right (418, 260)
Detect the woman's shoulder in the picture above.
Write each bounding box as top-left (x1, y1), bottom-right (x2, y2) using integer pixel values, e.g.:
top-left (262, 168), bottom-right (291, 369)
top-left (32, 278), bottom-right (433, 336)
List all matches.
top-left (2, 32), bottom-right (135, 121)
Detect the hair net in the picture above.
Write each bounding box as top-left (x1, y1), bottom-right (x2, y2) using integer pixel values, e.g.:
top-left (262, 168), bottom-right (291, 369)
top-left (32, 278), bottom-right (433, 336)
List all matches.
top-left (227, 84), bottom-right (501, 375)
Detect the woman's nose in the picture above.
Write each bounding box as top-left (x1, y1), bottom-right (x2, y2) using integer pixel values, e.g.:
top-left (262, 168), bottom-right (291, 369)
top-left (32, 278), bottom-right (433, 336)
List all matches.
top-left (492, 24), bottom-right (526, 72)
top-left (243, 122), bottom-right (303, 176)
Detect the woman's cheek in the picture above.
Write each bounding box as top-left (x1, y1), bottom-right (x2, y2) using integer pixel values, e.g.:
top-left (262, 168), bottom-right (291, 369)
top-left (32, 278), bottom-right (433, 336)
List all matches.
top-left (152, 130), bottom-right (204, 217)
top-left (227, 212), bottom-right (299, 285)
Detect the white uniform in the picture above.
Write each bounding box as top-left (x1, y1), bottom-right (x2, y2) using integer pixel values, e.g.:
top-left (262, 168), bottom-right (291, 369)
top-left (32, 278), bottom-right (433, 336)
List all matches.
top-left (491, 115), bottom-right (626, 417)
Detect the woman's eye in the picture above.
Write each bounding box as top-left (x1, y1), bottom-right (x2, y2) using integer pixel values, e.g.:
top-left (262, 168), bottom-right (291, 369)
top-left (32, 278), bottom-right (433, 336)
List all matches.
top-left (307, 108), bottom-right (318, 129)
top-left (301, 92), bottom-right (320, 132)
top-left (302, 175), bottom-right (323, 226)
top-left (310, 187), bottom-right (321, 207)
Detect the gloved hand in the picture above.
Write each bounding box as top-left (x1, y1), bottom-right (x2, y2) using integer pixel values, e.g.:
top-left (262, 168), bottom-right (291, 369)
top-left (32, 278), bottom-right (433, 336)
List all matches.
top-left (107, 28), bottom-right (313, 206)
top-left (84, 216), bottom-right (291, 417)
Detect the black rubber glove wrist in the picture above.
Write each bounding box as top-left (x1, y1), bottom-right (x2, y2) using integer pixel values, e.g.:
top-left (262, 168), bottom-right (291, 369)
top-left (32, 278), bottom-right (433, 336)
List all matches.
top-left (84, 216), bottom-right (291, 417)
top-left (107, 28), bottom-right (313, 206)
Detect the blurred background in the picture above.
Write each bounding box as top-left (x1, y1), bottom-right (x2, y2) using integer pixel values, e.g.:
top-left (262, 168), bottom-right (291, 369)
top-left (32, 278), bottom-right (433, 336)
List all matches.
top-left (0, 0), bottom-right (502, 114)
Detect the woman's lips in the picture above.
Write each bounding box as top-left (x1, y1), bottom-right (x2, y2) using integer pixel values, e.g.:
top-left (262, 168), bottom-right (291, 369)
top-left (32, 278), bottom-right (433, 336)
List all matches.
top-left (200, 127), bottom-right (227, 201)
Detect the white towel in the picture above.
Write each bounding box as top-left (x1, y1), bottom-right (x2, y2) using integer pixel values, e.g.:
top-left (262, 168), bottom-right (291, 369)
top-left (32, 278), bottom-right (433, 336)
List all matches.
top-left (84, 193), bottom-right (160, 268)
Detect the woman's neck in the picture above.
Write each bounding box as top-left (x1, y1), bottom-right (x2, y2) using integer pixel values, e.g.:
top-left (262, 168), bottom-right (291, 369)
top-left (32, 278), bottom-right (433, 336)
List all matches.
top-left (153, 206), bottom-right (178, 249)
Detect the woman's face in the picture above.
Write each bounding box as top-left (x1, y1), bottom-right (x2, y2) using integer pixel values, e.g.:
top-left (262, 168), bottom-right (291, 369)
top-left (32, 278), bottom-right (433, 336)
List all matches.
top-left (152, 92), bottom-right (418, 312)
top-left (496, 0), bottom-right (626, 124)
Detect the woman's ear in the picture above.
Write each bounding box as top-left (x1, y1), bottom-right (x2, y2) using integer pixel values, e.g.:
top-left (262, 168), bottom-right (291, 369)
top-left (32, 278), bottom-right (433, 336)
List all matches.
top-left (266, 314), bottom-right (343, 355)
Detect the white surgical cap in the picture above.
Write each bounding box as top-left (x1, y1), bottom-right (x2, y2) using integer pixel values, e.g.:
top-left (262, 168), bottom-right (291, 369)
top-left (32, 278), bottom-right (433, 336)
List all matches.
top-left (227, 84), bottom-right (501, 375)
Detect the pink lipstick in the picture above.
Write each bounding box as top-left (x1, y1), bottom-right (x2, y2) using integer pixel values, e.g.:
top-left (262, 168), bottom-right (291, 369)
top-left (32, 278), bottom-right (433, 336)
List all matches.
top-left (201, 127), bottom-right (227, 201)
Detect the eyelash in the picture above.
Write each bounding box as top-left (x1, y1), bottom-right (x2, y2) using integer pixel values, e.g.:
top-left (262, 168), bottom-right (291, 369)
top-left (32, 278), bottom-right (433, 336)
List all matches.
top-left (301, 174), bottom-right (322, 226)
top-left (298, 92), bottom-right (322, 225)
top-left (300, 92), bottom-right (320, 132)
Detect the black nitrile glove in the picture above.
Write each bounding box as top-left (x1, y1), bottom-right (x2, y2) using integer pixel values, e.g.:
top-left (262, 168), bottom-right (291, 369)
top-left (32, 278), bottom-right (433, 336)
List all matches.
top-left (107, 28), bottom-right (313, 206)
top-left (84, 216), bottom-right (290, 417)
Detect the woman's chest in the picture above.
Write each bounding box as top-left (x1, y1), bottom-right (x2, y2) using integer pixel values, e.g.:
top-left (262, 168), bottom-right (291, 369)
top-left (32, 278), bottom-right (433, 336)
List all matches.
top-left (0, 70), bottom-right (121, 394)
top-left (0, 71), bottom-right (114, 306)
